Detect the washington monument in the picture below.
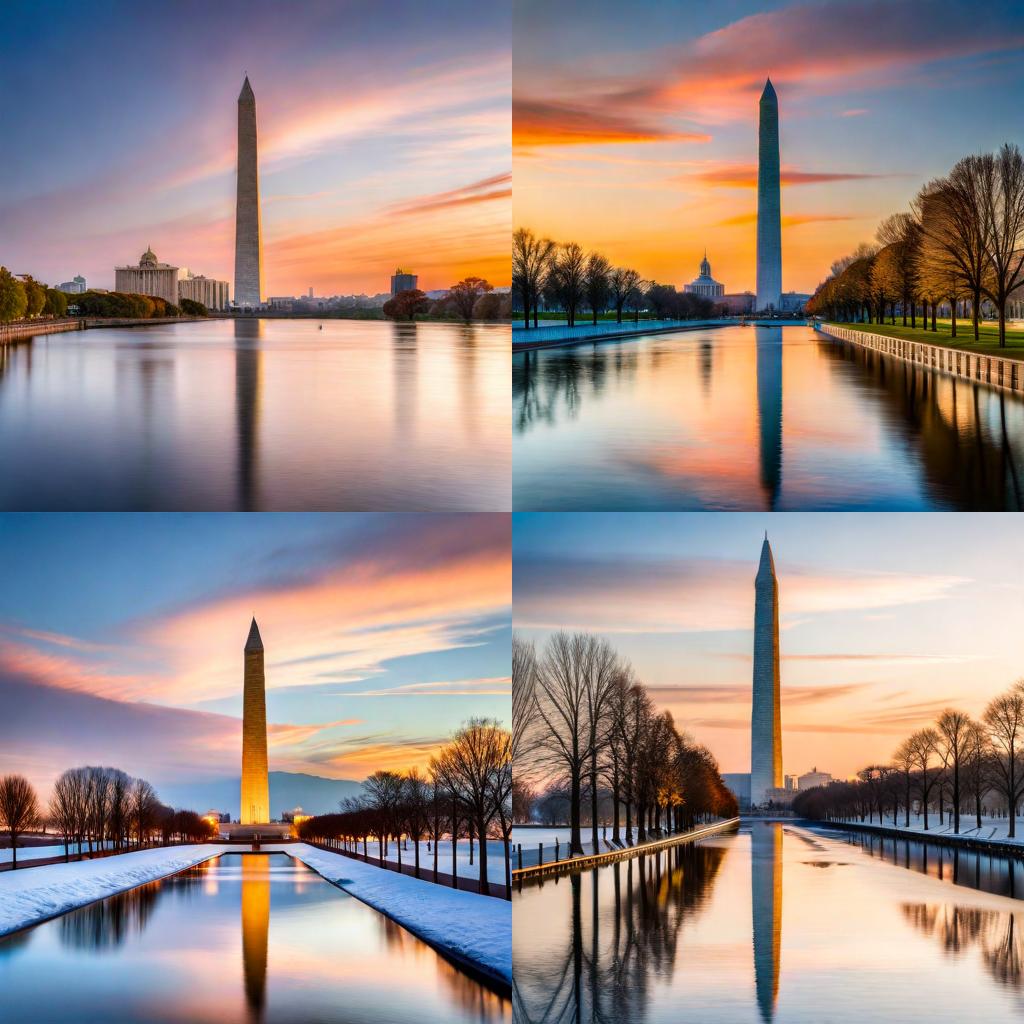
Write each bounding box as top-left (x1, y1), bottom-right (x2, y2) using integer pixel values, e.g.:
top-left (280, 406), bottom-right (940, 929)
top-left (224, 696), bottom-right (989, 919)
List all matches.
top-left (750, 535), bottom-right (782, 806)
top-left (756, 78), bottom-right (782, 312)
top-left (234, 76), bottom-right (264, 308)
top-left (241, 617), bottom-right (269, 824)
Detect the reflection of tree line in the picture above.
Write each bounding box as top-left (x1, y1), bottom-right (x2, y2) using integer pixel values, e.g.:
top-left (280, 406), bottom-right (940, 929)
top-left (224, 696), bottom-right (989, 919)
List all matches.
top-left (513, 346), bottom-right (640, 433)
top-left (58, 873), bottom-right (164, 950)
top-left (848, 832), bottom-right (1024, 902)
top-left (822, 341), bottom-right (1024, 509)
top-left (513, 841), bottom-right (728, 1024)
top-left (902, 902), bottom-right (1024, 997)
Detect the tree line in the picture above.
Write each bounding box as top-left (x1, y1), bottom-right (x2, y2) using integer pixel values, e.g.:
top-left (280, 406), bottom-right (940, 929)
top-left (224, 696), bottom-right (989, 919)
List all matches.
top-left (806, 143), bottom-right (1024, 347)
top-left (513, 229), bottom-right (719, 329)
top-left (0, 767), bottom-right (216, 869)
top-left (0, 267), bottom-right (214, 323)
top-left (513, 631), bottom-right (737, 856)
top-left (297, 717), bottom-right (512, 896)
top-left (382, 276), bottom-right (512, 323)
top-left (793, 677), bottom-right (1024, 837)
top-left (0, 267), bottom-right (68, 322)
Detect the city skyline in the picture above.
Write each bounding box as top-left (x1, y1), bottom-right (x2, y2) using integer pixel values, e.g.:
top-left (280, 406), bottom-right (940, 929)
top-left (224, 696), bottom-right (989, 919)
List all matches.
top-left (512, 512), bottom-right (1024, 778)
top-left (0, 514), bottom-right (511, 801)
top-left (513, 0), bottom-right (1024, 294)
top-left (0, 1), bottom-right (510, 296)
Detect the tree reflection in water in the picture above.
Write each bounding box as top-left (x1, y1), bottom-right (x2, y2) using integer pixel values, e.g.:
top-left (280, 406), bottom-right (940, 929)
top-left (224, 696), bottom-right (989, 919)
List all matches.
top-left (902, 903), bottom-right (1024, 999)
top-left (58, 873), bottom-right (163, 951)
top-left (513, 841), bottom-right (727, 1024)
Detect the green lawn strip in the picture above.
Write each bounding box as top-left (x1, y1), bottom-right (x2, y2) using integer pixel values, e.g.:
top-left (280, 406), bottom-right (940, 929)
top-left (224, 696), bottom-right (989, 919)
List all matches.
top-left (833, 320), bottom-right (1024, 358)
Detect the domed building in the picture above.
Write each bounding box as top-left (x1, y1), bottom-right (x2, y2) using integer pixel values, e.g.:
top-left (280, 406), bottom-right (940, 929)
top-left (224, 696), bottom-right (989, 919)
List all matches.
top-left (114, 246), bottom-right (181, 305)
top-left (683, 252), bottom-right (725, 299)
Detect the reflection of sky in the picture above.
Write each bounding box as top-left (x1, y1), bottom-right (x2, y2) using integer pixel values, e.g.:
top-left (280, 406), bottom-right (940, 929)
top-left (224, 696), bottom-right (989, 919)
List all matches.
top-left (513, 511), bottom-right (1024, 777)
top-left (0, 514), bottom-right (510, 796)
top-left (511, 825), bottom-right (1024, 1022)
top-left (0, 853), bottom-right (510, 1023)
top-left (1, 1), bottom-right (510, 294)
top-left (514, 0), bottom-right (1024, 293)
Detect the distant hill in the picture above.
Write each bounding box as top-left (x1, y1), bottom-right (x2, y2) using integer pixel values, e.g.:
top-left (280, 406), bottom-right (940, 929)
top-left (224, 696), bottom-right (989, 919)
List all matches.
top-left (157, 771), bottom-right (364, 819)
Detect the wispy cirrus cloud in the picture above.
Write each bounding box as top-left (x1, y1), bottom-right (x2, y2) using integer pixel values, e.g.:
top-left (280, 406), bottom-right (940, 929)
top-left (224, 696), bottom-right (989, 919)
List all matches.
top-left (514, 554), bottom-right (967, 634)
top-left (386, 173), bottom-right (511, 216)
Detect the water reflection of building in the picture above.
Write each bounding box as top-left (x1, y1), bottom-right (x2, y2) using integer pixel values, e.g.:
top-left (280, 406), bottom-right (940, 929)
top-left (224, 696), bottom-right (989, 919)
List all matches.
top-left (751, 823), bottom-right (782, 1022)
top-left (234, 319), bottom-right (262, 510)
top-left (755, 327), bottom-right (783, 508)
top-left (392, 322), bottom-right (418, 439)
top-left (241, 857), bottom-right (270, 1018)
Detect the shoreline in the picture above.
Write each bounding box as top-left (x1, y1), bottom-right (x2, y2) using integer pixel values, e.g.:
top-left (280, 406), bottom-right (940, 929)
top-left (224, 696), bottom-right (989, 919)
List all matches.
top-left (271, 843), bottom-right (511, 993)
top-left (812, 818), bottom-right (1024, 857)
top-left (513, 817), bottom-right (740, 882)
top-left (818, 321), bottom-right (1024, 396)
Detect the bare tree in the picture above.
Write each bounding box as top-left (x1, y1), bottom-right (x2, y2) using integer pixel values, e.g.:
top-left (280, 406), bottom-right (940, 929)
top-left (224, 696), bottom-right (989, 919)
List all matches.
top-left (546, 243), bottom-right (587, 328)
top-left (512, 228), bottom-right (555, 329)
top-left (906, 728), bottom-right (941, 829)
top-left (583, 252), bottom-right (611, 326)
top-left (0, 774), bottom-right (41, 869)
top-left (984, 681), bottom-right (1024, 838)
top-left (608, 267), bottom-right (642, 324)
top-left (937, 709), bottom-right (972, 833)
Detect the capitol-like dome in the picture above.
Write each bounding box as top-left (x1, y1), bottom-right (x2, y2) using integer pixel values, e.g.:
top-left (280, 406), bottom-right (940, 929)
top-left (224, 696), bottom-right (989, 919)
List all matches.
top-left (139, 246), bottom-right (158, 267)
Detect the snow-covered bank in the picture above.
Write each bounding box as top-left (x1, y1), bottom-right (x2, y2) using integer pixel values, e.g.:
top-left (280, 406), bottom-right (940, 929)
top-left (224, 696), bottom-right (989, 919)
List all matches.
top-left (270, 842), bottom-right (511, 989)
top-left (361, 838), bottom-right (507, 880)
top-left (0, 844), bottom-right (231, 937)
top-left (0, 840), bottom-right (116, 864)
top-left (831, 815), bottom-right (1024, 846)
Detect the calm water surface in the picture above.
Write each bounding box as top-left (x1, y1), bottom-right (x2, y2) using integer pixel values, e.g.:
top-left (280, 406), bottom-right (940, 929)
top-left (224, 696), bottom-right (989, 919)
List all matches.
top-left (512, 822), bottom-right (1024, 1022)
top-left (0, 319), bottom-right (510, 510)
top-left (513, 325), bottom-right (1024, 509)
top-left (0, 853), bottom-right (509, 1023)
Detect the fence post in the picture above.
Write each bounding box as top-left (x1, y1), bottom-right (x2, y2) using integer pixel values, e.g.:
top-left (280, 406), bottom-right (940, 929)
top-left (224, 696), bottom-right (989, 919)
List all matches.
top-left (539, 842), bottom-right (543, 866)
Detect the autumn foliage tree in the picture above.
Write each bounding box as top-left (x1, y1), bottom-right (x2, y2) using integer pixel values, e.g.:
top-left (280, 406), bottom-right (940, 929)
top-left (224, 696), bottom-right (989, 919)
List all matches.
top-left (382, 288), bottom-right (430, 321)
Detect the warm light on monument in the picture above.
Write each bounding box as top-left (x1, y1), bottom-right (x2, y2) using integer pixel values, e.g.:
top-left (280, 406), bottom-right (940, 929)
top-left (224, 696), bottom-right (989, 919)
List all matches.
top-left (234, 76), bottom-right (264, 308)
top-left (756, 78), bottom-right (782, 312)
top-left (240, 617), bottom-right (270, 825)
top-left (750, 535), bottom-right (782, 805)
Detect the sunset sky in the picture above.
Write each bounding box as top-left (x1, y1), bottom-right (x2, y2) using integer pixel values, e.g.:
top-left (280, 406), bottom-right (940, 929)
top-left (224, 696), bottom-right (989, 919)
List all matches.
top-left (0, 0), bottom-right (510, 296)
top-left (0, 514), bottom-right (510, 801)
top-left (513, 513), bottom-right (1024, 779)
top-left (513, 0), bottom-right (1024, 295)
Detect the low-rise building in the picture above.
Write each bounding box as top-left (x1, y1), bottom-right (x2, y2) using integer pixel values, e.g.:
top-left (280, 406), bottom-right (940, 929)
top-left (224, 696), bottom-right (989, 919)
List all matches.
top-left (179, 272), bottom-right (229, 311)
top-left (683, 253), bottom-right (725, 299)
top-left (59, 275), bottom-right (87, 294)
top-left (115, 247), bottom-right (180, 305)
top-left (798, 767), bottom-right (833, 790)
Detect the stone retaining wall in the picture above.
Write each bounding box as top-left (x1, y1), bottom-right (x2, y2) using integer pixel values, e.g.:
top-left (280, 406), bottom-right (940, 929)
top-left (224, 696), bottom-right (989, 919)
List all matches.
top-left (818, 322), bottom-right (1024, 395)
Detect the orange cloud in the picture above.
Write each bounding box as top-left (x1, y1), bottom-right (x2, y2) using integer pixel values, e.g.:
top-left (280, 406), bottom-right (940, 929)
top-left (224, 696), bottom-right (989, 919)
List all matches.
top-left (690, 163), bottom-right (886, 189)
top-left (716, 211), bottom-right (856, 228)
top-left (386, 173), bottom-right (512, 217)
top-left (513, 99), bottom-right (711, 149)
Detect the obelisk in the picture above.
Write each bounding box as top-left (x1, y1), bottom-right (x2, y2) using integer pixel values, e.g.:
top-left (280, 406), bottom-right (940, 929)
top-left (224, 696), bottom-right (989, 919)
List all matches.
top-left (234, 76), bottom-right (264, 309)
top-left (750, 535), bottom-right (782, 806)
top-left (240, 617), bottom-right (269, 824)
top-left (756, 78), bottom-right (782, 312)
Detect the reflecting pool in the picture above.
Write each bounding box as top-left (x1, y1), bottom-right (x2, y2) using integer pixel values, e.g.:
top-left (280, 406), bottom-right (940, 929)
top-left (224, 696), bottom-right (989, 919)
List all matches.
top-left (513, 325), bottom-right (1024, 509)
top-left (0, 319), bottom-right (510, 510)
top-left (0, 853), bottom-right (510, 1023)
top-left (512, 822), bottom-right (1024, 1022)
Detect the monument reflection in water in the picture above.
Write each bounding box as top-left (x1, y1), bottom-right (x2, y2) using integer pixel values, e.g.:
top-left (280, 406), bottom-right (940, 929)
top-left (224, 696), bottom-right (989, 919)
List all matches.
top-left (512, 324), bottom-right (1024, 510)
top-left (512, 822), bottom-right (1024, 1023)
top-left (0, 853), bottom-right (510, 1023)
top-left (0, 319), bottom-right (510, 511)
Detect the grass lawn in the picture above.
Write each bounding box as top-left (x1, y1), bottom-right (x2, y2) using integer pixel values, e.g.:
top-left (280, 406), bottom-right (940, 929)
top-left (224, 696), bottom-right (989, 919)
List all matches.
top-left (833, 319), bottom-right (1024, 358)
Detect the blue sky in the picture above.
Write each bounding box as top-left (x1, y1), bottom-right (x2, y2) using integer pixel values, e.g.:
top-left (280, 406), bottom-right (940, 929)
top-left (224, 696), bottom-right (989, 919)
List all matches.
top-left (514, 512), bottom-right (1024, 778)
top-left (0, 514), bottom-right (510, 798)
top-left (0, 0), bottom-right (510, 294)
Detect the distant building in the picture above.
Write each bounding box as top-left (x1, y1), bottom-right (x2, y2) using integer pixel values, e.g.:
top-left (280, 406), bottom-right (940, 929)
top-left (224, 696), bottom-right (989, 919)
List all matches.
top-left (723, 773), bottom-right (751, 809)
top-left (179, 271), bottom-right (229, 311)
top-left (59, 275), bottom-right (86, 294)
top-left (114, 247), bottom-right (180, 305)
top-left (683, 253), bottom-right (725, 299)
top-left (722, 292), bottom-right (756, 315)
top-left (798, 767), bottom-right (832, 790)
top-left (779, 292), bottom-right (811, 313)
top-left (785, 774), bottom-right (797, 791)
top-left (390, 268), bottom-right (417, 296)
top-left (308, 286), bottom-right (314, 299)
top-left (268, 296), bottom-right (295, 311)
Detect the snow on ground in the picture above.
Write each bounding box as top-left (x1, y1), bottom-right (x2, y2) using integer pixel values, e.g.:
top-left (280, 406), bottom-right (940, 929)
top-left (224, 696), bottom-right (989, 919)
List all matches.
top-left (0, 840), bottom-right (115, 864)
top-left (511, 826), bottom-right (641, 849)
top-left (833, 814), bottom-right (1024, 845)
top-left (0, 844), bottom-right (231, 937)
top-left (360, 839), bottom-right (508, 880)
top-left (268, 843), bottom-right (511, 989)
